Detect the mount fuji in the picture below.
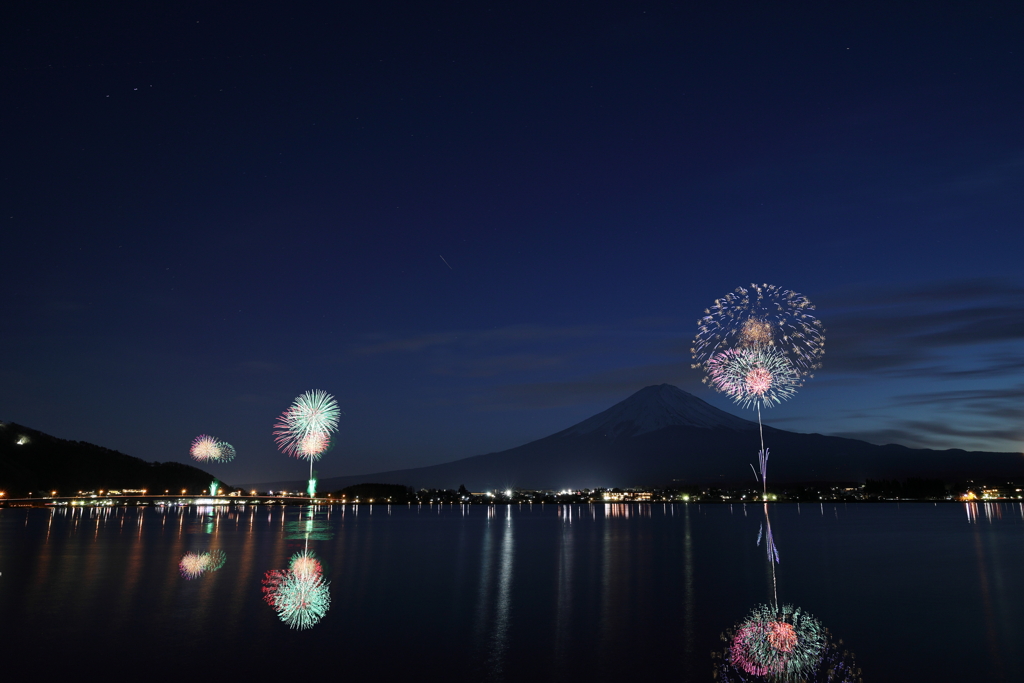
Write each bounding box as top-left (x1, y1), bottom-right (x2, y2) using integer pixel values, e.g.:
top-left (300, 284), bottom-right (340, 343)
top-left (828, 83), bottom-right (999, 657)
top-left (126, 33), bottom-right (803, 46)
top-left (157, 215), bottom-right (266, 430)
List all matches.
top-left (256, 384), bottom-right (1024, 491)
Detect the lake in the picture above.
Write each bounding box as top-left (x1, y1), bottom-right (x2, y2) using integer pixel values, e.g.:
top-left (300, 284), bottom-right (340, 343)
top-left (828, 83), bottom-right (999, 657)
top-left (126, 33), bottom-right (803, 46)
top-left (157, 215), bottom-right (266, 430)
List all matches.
top-left (2, 501), bottom-right (1021, 681)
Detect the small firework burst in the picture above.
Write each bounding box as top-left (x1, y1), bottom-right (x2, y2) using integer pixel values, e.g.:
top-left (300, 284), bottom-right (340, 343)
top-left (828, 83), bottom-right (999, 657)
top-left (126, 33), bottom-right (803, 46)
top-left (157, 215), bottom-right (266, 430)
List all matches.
top-left (205, 549), bottom-right (227, 572)
top-left (707, 345), bottom-right (800, 410)
top-left (179, 550), bottom-right (226, 579)
top-left (289, 550), bottom-right (323, 579)
top-left (190, 435), bottom-right (221, 462)
top-left (179, 552), bottom-right (207, 579)
top-left (215, 441), bottom-right (236, 462)
top-left (692, 283), bottom-right (825, 380)
top-left (274, 390), bottom-right (341, 459)
top-left (296, 431), bottom-right (329, 460)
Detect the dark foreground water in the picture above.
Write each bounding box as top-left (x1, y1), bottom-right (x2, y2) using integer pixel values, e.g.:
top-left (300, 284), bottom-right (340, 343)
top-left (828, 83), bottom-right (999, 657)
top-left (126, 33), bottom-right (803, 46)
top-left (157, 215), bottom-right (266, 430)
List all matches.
top-left (2, 501), bottom-right (1022, 681)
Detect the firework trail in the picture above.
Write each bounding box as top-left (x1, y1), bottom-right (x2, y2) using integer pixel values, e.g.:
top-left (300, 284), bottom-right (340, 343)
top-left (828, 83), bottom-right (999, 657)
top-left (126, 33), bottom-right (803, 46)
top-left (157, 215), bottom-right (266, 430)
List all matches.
top-left (707, 345), bottom-right (797, 498)
top-left (274, 390), bottom-right (341, 498)
top-left (713, 604), bottom-right (859, 682)
top-left (758, 500), bottom-right (781, 606)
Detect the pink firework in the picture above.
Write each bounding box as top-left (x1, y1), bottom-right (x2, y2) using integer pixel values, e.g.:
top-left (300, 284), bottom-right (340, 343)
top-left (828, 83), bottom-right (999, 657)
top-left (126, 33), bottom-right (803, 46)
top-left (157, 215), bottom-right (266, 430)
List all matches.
top-left (295, 431), bottom-right (329, 461)
top-left (730, 624), bottom-right (773, 677)
top-left (262, 568), bottom-right (288, 605)
top-left (744, 366), bottom-right (773, 396)
top-left (290, 551), bottom-right (323, 579)
top-left (190, 435), bottom-right (221, 462)
top-left (706, 345), bottom-right (799, 410)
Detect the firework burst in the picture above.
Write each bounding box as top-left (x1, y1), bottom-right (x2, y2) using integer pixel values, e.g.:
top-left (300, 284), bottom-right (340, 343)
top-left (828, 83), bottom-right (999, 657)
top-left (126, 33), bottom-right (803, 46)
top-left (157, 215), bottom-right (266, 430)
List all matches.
top-left (190, 435), bottom-right (221, 462)
top-left (274, 390), bottom-right (340, 460)
top-left (707, 345), bottom-right (800, 410)
top-left (215, 441), bottom-right (236, 462)
top-left (692, 283), bottom-right (825, 380)
top-left (296, 431), bottom-right (330, 461)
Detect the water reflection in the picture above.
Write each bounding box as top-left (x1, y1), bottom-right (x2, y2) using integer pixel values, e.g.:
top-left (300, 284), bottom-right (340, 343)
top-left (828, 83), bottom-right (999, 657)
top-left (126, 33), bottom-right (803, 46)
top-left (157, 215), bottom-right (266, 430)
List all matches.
top-left (713, 603), bottom-right (861, 682)
top-left (474, 503), bottom-right (515, 679)
top-left (261, 505), bottom-right (333, 630)
top-left (179, 549), bottom-right (226, 579)
top-left (714, 499), bottom-right (861, 681)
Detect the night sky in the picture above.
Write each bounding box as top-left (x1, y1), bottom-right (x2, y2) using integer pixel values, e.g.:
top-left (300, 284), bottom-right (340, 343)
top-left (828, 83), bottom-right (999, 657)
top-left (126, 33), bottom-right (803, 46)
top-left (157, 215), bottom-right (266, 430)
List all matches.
top-left (3, 2), bottom-right (1022, 486)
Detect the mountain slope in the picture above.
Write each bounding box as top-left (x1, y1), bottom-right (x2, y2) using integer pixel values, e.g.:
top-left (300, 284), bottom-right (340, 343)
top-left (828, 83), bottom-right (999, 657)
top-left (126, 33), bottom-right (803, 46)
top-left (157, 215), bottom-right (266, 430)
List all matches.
top-left (255, 384), bottom-right (1024, 491)
top-left (0, 422), bottom-right (227, 495)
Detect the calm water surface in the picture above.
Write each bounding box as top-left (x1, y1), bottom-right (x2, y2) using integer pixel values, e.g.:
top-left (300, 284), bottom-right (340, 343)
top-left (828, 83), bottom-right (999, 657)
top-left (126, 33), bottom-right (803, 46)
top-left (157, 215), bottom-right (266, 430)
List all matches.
top-left (2, 502), bottom-right (1021, 681)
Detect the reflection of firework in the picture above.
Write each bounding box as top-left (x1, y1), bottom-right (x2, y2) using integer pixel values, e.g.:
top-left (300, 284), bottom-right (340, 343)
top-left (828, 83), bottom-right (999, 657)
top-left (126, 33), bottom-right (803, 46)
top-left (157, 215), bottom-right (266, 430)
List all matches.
top-left (190, 435), bottom-right (221, 462)
top-left (262, 569), bottom-right (288, 605)
top-left (274, 390), bottom-right (340, 460)
top-left (179, 552), bottom-right (207, 579)
top-left (179, 550), bottom-right (227, 579)
top-left (692, 283), bottom-right (825, 379)
top-left (274, 571), bottom-right (331, 630)
top-left (707, 346), bottom-right (800, 410)
top-left (206, 549), bottom-right (227, 571)
top-left (711, 604), bottom-right (858, 682)
top-left (289, 550), bottom-right (323, 579)
top-left (284, 518), bottom-right (334, 541)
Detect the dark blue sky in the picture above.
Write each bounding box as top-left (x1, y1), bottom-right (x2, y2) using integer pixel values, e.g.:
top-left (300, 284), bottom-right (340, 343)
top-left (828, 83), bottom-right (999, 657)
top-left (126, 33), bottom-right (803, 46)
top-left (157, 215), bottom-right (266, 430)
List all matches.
top-left (3, 1), bottom-right (1022, 485)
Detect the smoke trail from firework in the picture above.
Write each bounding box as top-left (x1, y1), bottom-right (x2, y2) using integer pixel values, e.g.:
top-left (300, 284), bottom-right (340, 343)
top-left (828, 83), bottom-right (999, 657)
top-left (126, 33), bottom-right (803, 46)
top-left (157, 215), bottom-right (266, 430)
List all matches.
top-left (692, 283), bottom-right (825, 379)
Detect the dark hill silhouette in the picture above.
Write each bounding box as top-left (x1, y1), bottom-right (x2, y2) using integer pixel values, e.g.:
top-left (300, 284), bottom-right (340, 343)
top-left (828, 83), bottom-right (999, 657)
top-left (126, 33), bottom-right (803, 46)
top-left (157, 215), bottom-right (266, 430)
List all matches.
top-left (255, 384), bottom-right (1024, 491)
top-left (0, 422), bottom-right (226, 496)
